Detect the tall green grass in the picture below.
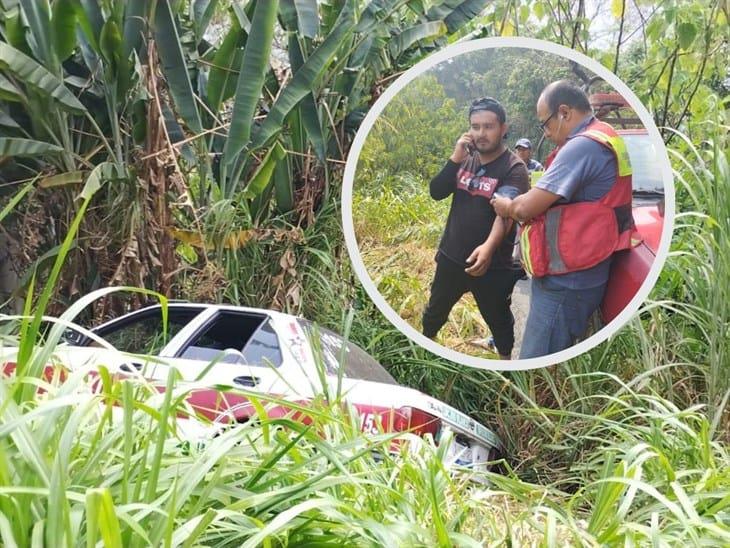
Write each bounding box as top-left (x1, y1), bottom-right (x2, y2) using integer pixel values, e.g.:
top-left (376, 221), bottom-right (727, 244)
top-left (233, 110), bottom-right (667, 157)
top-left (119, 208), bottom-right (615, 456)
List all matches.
top-left (3, 325), bottom-right (730, 545)
top-left (1, 309), bottom-right (564, 546)
top-left (2, 88), bottom-right (728, 546)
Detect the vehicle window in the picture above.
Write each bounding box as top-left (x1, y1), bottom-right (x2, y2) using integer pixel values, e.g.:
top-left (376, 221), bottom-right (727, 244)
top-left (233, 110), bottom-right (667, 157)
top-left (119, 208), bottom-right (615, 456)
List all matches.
top-left (178, 312), bottom-right (282, 367)
top-left (622, 134), bottom-right (664, 193)
top-left (93, 307), bottom-right (200, 354)
top-left (298, 320), bottom-right (397, 384)
top-left (242, 320), bottom-right (282, 366)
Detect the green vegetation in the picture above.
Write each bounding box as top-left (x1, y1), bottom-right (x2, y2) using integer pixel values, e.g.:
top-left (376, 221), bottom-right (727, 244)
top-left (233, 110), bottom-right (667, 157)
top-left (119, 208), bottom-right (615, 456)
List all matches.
top-left (1, 0), bottom-right (729, 545)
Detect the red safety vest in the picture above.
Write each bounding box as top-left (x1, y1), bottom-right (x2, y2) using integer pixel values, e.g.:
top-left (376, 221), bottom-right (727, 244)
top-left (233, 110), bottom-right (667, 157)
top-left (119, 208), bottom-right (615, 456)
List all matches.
top-left (520, 120), bottom-right (637, 278)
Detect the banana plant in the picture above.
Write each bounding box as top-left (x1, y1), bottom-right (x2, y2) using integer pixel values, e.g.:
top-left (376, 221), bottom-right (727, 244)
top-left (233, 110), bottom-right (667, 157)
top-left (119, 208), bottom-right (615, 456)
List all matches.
top-left (0, 0), bottom-right (494, 310)
top-left (1, 0), bottom-right (491, 213)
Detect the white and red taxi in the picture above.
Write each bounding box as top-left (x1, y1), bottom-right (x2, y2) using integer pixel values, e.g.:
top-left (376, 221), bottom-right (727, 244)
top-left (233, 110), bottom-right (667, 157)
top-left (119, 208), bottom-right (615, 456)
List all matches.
top-left (2, 303), bottom-right (501, 468)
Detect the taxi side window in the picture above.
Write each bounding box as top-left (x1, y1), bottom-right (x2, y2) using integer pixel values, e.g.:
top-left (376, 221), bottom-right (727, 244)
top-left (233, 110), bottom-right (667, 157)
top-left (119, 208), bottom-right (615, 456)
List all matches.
top-left (178, 312), bottom-right (283, 367)
top-left (92, 308), bottom-right (200, 354)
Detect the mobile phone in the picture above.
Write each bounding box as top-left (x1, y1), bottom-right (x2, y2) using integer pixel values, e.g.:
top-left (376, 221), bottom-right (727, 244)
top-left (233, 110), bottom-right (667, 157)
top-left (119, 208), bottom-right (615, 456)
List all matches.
top-left (463, 141), bottom-right (475, 154)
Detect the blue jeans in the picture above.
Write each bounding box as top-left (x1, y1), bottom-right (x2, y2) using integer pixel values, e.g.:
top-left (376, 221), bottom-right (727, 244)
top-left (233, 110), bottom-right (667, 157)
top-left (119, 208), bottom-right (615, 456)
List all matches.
top-left (519, 277), bottom-right (606, 359)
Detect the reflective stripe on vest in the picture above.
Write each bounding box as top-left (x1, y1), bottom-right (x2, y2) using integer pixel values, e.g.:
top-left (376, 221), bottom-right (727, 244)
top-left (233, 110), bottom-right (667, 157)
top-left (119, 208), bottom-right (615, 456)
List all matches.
top-left (580, 129), bottom-right (632, 177)
top-left (545, 208), bottom-right (566, 273)
top-left (520, 224), bottom-right (534, 276)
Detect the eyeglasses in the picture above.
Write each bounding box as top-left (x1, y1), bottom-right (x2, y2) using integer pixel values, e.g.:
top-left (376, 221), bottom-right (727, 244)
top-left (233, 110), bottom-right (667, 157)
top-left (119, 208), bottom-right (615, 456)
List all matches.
top-left (537, 111), bottom-right (556, 132)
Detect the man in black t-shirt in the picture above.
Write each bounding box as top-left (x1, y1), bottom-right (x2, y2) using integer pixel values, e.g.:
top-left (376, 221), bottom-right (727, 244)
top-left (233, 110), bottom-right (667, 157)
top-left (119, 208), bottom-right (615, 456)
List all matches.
top-left (422, 97), bottom-right (529, 359)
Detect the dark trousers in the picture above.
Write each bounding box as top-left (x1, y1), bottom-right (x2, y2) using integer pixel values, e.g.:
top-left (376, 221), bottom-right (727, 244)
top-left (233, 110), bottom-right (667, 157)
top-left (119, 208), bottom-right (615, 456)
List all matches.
top-left (422, 255), bottom-right (522, 356)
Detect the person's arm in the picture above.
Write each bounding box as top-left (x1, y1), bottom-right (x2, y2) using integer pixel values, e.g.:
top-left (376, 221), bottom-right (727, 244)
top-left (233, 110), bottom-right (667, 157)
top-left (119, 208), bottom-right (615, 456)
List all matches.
top-left (429, 160), bottom-right (460, 200)
top-left (491, 139), bottom-right (599, 221)
top-left (491, 187), bottom-right (561, 222)
top-left (465, 162), bottom-right (527, 276)
top-left (464, 216), bottom-right (513, 276)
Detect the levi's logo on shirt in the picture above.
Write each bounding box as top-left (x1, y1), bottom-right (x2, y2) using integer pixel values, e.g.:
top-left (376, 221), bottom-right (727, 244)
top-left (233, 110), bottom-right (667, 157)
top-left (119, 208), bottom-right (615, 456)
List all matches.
top-left (456, 167), bottom-right (499, 198)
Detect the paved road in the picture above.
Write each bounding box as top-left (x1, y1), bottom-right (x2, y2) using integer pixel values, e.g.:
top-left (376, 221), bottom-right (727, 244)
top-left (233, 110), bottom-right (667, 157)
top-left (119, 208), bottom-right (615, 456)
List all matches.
top-left (511, 278), bottom-right (531, 358)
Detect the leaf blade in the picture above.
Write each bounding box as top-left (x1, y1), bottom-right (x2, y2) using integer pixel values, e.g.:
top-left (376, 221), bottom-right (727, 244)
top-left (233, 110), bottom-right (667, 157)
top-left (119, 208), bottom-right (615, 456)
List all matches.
top-left (251, 0), bottom-right (356, 150)
top-left (153, 0), bottom-right (204, 134)
top-left (294, 0), bottom-right (319, 38)
top-left (221, 0), bottom-right (279, 166)
top-left (51, 0), bottom-right (77, 62)
top-left (0, 42), bottom-right (87, 112)
top-left (0, 138), bottom-right (64, 157)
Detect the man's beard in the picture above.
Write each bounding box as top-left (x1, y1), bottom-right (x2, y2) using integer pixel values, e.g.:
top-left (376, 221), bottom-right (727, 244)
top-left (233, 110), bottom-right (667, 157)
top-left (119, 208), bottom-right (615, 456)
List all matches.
top-left (476, 140), bottom-right (501, 154)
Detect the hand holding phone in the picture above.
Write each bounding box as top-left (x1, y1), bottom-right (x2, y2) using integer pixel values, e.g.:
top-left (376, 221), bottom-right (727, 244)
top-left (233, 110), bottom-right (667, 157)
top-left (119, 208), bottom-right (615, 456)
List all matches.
top-left (451, 132), bottom-right (474, 163)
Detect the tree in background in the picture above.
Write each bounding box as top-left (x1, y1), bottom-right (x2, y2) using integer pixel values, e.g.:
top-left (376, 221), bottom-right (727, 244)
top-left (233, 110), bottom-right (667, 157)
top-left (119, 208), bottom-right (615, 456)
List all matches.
top-left (358, 47), bottom-right (590, 189)
top-left (431, 48), bottom-right (579, 162)
top-left (358, 73), bottom-right (464, 191)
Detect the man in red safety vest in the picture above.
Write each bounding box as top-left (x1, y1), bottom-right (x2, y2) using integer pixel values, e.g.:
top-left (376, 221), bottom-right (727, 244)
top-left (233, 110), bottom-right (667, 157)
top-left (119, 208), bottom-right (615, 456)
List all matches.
top-left (491, 80), bottom-right (637, 359)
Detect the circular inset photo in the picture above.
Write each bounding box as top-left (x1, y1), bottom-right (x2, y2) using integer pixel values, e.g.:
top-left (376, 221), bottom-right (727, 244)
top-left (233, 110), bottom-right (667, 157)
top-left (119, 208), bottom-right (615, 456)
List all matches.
top-left (342, 38), bottom-right (673, 370)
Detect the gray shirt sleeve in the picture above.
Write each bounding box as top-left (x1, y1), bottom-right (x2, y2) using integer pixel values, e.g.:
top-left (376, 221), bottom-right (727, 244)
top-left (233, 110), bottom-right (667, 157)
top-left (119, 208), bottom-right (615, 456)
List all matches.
top-left (535, 136), bottom-right (617, 203)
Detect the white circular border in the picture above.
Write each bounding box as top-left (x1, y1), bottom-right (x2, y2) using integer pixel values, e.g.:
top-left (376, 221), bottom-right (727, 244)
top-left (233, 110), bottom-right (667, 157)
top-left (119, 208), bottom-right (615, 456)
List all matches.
top-left (342, 37), bottom-right (675, 371)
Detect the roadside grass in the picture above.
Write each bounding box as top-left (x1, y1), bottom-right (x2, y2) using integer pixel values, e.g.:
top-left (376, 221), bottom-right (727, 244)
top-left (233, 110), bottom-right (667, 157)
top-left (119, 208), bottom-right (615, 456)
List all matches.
top-left (3, 327), bottom-right (730, 545)
top-left (1, 308), bottom-right (570, 547)
top-left (344, 121), bottom-right (730, 544)
top-left (353, 175), bottom-right (499, 358)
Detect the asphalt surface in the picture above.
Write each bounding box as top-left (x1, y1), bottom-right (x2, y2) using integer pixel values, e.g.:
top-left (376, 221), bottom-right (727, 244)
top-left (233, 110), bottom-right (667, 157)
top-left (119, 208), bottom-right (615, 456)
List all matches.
top-left (511, 278), bottom-right (531, 358)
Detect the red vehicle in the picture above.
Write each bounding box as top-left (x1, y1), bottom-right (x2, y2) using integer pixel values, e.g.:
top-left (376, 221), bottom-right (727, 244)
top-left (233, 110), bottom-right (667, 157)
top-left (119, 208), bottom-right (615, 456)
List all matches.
top-left (601, 128), bottom-right (665, 322)
top-left (590, 93), bottom-right (666, 323)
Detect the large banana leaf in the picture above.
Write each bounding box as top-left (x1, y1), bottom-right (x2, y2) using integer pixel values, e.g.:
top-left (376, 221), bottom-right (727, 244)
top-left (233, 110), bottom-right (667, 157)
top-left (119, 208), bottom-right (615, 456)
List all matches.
top-left (0, 0), bottom-right (20, 11)
top-left (389, 21), bottom-right (447, 58)
top-left (242, 141), bottom-right (286, 199)
top-left (273, 148), bottom-right (294, 213)
top-left (206, 15), bottom-right (246, 113)
top-left (221, 0), bottom-right (279, 168)
top-left (278, 0), bottom-right (297, 30)
top-left (0, 107), bottom-right (20, 127)
top-left (3, 6), bottom-right (32, 54)
top-left (231, 0), bottom-right (252, 31)
top-left (0, 137), bottom-right (64, 157)
top-left (39, 170), bottom-right (85, 188)
top-left (288, 34), bottom-right (326, 162)
top-left (0, 73), bottom-right (23, 102)
top-left (296, 0), bottom-right (319, 37)
top-left (153, 0), bottom-right (204, 135)
top-left (73, 0), bottom-right (102, 51)
top-left (100, 16), bottom-right (130, 98)
top-left (19, 0), bottom-right (56, 70)
top-left (79, 160), bottom-right (119, 199)
top-left (78, 0), bottom-right (105, 42)
top-left (251, 0), bottom-right (356, 150)
top-left (162, 103), bottom-right (195, 164)
top-left (122, 0), bottom-right (147, 57)
top-left (356, 0), bottom-right (411, 35)
top-left (426, 0), bottom-right (490, 33)
top-left (51, 0), bottom-right (77, 62)
top-left (0, 42), bottom-right (86, 113)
